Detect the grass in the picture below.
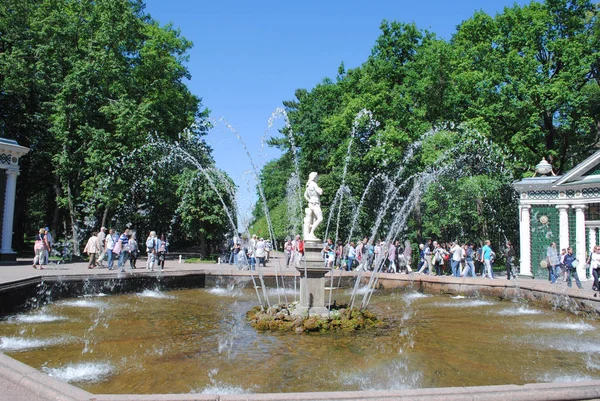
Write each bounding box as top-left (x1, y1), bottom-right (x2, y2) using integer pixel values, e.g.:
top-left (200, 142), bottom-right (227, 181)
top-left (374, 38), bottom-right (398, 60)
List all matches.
top-left (184, 258), bottom-right (216, 263)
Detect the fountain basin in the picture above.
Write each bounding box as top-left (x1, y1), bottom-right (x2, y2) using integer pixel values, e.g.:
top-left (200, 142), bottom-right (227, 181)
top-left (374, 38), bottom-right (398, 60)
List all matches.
top-left (0, 269), bottom-right (599, 400)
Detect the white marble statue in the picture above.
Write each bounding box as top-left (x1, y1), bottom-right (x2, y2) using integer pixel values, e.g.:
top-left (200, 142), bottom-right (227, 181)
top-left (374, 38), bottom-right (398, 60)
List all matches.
top-left (303, 172), bottom-right (323, 241)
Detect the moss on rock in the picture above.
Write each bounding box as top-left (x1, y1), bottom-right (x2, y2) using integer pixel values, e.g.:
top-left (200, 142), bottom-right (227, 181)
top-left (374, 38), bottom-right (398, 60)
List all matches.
top-left (246, 303), bottom-right (386, 333)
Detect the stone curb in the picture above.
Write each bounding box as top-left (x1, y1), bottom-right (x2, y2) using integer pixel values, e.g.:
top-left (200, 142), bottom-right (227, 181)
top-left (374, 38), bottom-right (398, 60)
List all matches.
top-left (0, 353), bottom-right (92, 401)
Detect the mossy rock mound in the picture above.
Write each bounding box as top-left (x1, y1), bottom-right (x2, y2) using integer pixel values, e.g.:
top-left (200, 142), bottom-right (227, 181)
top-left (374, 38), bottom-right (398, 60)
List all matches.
top-left (246, 303), bottom-right (386, 333)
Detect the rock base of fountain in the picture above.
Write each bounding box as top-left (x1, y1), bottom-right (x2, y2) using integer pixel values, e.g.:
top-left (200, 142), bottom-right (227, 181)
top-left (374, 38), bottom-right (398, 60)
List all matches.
top-left (246, 303), bottom-right (386, 333)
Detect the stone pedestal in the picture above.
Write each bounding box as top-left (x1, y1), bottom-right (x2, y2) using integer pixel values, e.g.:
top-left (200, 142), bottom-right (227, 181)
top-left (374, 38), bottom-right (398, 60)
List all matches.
top-left (295, 240), bottom-right (331, 316)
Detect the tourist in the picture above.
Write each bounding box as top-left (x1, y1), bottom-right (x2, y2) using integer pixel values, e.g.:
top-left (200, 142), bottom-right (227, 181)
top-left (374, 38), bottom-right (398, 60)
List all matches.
top-left (373, 240), bottom-right (381, 268)
top-left (560, 248), bottom-right (568, 281)
top-left (347, 241), bottom-right (356, 271)
top-left (481, 240), bottom-right (494, 279)
top-left (145, 231), bottom-right (158, 271)
top-left (563, 247), bottom-right (583, 289)
top-left (403, 240), bottom-right (412, 273)
top-left (424, 240), bottom-right (433, 274)
top-left (462, 243), bottom-right (476, 277)
top-left (229, 233), bottom-right (240, 265)
top-left (505, 241), bottom-right (516, 280)
top-left (248, 234), bottom-right (257, 270)
top-left (105, 229), bottom-right (117, 270)
top-left (129, 232), bottom-right (138, 269)
top-left (450, 241), bottom-right (463, 277)
top-left (291, 234), bottom-right (302, 266)
top-left (96, 227), bottom-right (107, 267)
top-left (83, 231), bottom-right (100, 269)
top-left (335, 240), bottom-right (344, 269)
top-left (546, 242), bottom-right (560, 284)
top-left (264, 239), bottom-right (272, 263)
top-left (474, 244), bottom-right (483, 276)
top-left (388, 240), bottom-right (397, 273)
top-left (157, 234), bottom-right (168, 270)
top-left (284, 238), bottom-right (293, 267)
top-left (255, 237), bottom-right (266, 267)
top-left (117, 229), bottom-right (130, 272)
top-left (357, 237), bottom-right (370, 271)
top-left (416, 244), bottom-right (426, 273)
top-left (32, 228), bottom-right (49, 269)
top-left (43, 227), bottom-right (53, 264)
top-left (323, 238), bottom-right (335, 268)
top-left (590, 245), bottom-right (600, 291)
top-left (432, 241), bottom-right (447, 276)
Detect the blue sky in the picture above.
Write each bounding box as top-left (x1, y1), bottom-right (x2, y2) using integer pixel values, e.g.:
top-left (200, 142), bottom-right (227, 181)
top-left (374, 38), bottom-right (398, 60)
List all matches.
top-left (144, 0), bottom-right (531, 229)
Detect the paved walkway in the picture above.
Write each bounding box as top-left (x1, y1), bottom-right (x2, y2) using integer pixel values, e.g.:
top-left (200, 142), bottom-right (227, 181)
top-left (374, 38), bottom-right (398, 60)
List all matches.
top-left (1, 252), bottom-right (598, 300)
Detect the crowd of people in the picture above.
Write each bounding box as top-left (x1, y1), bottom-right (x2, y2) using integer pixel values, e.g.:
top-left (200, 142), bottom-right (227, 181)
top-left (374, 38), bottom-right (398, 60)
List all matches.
top-left (546, 241), bottom-right (599, 291)
top-left (32, 225), bottom-right (600, 292)
top-left (271, 235), bottom-right (518, 280)
top-left (33, 227), bottom-right (169, 272)
top-left (32, 227), bottom-right (53, 269)
top-left (228, 233), bottom-right (273, 270)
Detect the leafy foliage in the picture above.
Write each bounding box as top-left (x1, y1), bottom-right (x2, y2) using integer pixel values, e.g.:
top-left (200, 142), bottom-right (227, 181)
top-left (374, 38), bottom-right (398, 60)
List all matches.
top-left (254, 0), bottom-right (599, 252)
top-left (0, 0), bottom-right (233, 254)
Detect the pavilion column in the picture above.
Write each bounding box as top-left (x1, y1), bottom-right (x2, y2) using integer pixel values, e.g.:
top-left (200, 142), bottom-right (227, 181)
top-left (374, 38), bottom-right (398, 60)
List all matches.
top-left (573, 204), bottom-right (589, 281)
top-left (0, 169), bottom-right (19, 256)
top-left (589, 227), bottom-right (597, 255)
top-left (557, 205), bottom-right (570, 253)
top-left (519, 204), bottom-right (532, 276)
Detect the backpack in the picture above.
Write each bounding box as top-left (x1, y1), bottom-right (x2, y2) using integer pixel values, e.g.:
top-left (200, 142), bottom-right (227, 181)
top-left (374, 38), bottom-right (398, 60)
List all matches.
top-left (146, 237), bottom-right (155, 249)
top-left (490, 251), bottom-right (496, 263)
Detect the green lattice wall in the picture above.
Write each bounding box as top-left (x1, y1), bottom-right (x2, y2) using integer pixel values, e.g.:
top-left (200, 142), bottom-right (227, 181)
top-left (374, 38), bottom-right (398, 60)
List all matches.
top-left (530, 206), bottom-right (559, 278)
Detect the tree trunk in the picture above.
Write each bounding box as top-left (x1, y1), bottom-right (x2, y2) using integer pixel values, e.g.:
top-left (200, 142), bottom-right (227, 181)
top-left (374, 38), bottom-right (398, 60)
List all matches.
top-left (52, 175), bottom-right (61, 238)
top-left (101, 205), bottom-right (109, 229)
top-left (66, 181), bottom-right (80, 256)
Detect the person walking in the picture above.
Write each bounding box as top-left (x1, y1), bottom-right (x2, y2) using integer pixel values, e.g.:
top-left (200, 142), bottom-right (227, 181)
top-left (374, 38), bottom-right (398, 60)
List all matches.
top-left (546, 242), bottom-right (560, 284)
top-left (145, 231), bottom-right (158, 271)
top-left (105, 229), bottom-right (117, 270)
top-left (32, 228), bottom-right (49, 269)
top-left (481, 240), bottom-right (494, 279)
top-left (117, 229), bottom-right (131, 272)
top-left (590, 246), bottom-right (600, 292)
top-left (388, 240), bottom-right (398, 273)
top-left (129, 232), bottom-right (139, 269)
top-left (43, 227), bottom-right (53, 264)
top-left (346, 241), bottom-right (356, 272)
top-left (505, 241), bottom-right (516, 280)
top-left (450, 241), bottom-right (463, 277)
top-left (83, 231), bottom-right (100, 269)
top-left (563, 247), bottom-right (583, 289)
top-left (432, 242), bottom-right (448, 276)
top-left (96, 227), bottom-right (107, 267)
top-left (157, 234), bottom-right (168, 270)
top-left (462, 243), bottom-right (476, 277)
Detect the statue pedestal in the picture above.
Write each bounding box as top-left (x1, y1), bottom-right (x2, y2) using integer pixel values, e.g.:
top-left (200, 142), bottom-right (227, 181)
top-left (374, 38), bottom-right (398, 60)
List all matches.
top-left (295, 240), bottom-right (331, 316)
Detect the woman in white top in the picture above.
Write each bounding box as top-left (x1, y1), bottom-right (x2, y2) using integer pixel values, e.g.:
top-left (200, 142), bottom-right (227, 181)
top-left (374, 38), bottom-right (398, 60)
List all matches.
top-left (590, 245), bottom-right (600, 291)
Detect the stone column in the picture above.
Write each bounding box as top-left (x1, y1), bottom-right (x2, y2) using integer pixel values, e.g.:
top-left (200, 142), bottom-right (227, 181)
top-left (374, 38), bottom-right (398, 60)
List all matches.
top-left (519, 204), bottom-right (532, 276)
top-left (557, 205), bottom-right (570, 253)
top-left (0, 169), bottom-right (18, 257)
top-left (573, 205), bottom-right (589, 281)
